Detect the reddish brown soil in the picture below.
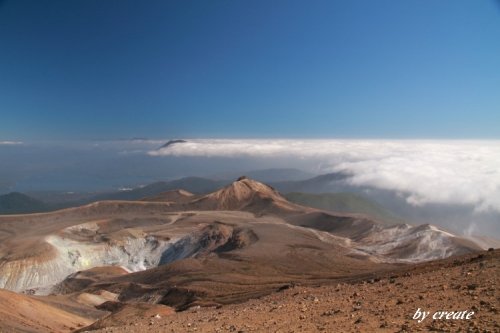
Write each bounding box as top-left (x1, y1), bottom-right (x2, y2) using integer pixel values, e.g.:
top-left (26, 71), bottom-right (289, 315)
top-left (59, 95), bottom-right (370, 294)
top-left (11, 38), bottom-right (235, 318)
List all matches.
top-left (0, 289), bottom-right (93, 333)
top-left (85, 249), bottom-right (499, 333)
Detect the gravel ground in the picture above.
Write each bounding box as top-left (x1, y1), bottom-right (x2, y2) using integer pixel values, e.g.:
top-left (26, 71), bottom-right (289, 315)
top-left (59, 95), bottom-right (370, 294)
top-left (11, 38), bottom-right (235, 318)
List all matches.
top-left (87, 249), bottom-right (499, 333)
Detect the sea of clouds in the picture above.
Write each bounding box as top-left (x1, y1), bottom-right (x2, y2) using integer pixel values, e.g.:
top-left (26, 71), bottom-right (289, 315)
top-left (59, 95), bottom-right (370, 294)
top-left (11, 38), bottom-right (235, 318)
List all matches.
top-left (149, 139), bottom-right (500, 213)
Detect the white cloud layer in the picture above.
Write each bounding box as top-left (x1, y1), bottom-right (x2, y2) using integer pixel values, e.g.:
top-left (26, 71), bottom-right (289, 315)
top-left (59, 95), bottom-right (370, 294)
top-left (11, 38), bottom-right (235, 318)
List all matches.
top-left (150, 139), bottom-right (500, 212)
top-left (0, 141), bottom-right (23, 145)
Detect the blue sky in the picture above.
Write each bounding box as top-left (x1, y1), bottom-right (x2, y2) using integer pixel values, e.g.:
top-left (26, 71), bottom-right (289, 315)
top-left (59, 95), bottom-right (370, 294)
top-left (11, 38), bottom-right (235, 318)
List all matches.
top-left (0, 0), bottom-right (499, 140)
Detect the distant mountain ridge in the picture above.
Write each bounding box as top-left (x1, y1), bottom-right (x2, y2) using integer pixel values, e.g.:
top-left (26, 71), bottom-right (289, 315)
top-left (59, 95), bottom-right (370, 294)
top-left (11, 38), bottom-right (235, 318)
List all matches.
top-left (157, 139), bottom-right (187, 149)
top-left (88, 177), bottom-right (229, 202)
top-left (0, 173), bottom-right (425, 228)
top-left (0, 192), bottom-right (50, 214)
top-left (82, 172), bottom-right (353, 206)
top-left (4, 172), bottom-right (499, 239)
top-left (285, 192), bottom-right (405, 226)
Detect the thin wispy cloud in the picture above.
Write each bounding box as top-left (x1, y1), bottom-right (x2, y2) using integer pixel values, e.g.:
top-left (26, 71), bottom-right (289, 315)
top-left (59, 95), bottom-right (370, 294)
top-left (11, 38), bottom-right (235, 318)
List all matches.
top-left (0, 141), bottom-right (23, 145)
top-left (150, 139), bottom-right (500, 212)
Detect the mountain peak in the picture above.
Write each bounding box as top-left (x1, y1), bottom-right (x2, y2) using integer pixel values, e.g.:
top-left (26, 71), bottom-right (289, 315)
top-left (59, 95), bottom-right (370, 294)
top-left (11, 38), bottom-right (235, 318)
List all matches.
top-left (224, 177), bottom-right (278, 197)
top-left (158, 139), bottom-right (187, 150)
top-left (193, 177), bottom-right (302, 214)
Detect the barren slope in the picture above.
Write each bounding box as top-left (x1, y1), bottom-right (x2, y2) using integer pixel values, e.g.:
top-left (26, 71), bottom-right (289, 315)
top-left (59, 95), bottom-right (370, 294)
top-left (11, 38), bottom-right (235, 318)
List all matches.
top-left (0, 289), bottom-right (93, 333)
top-left (141, 189), bottom-right (195, 203)
top-left (85, 249), bottom-right (500, 333)
top-left (185, 177), bottom-right (307, 215)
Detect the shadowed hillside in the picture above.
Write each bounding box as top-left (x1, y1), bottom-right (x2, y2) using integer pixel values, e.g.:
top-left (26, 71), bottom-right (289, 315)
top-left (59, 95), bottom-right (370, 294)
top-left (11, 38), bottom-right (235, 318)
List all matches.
top-left (285, 192), bottom-right (405, 225)
top-left (0, 192), bottom-right (50, 215)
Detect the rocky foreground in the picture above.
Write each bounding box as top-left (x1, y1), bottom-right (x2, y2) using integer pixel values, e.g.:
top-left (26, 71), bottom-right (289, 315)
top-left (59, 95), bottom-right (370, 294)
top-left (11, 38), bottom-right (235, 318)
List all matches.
top-left (84, 249), bottom-right (499, 333)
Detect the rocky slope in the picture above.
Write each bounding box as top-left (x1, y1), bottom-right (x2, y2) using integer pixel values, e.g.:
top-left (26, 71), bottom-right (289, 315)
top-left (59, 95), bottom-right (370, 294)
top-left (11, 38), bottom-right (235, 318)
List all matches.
top-left (84, 249), bottom-right (500, 333)
top-left (141, 189), bottom-right (194, 203)
top-left (0, 289), bottom-right (93, 332)
top-left (186, 176), bottom-right (306, 214)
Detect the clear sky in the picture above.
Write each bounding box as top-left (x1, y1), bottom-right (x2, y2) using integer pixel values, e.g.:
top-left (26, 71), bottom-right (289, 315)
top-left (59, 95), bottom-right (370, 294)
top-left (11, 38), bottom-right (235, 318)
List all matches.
top-left (0, 0), bottom-right (499, 140)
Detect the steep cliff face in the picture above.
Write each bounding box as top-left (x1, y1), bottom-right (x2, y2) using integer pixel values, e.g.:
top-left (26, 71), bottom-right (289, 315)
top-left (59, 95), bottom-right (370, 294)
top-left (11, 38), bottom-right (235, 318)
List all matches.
top-left (0, 234), bottom-right (174, 294)
top-left (0, 220), bottom-right (257, 294)
top-left (286, 212), bottom-right (485, 262)
top-left (355, 224), bottom-right (483, 262)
